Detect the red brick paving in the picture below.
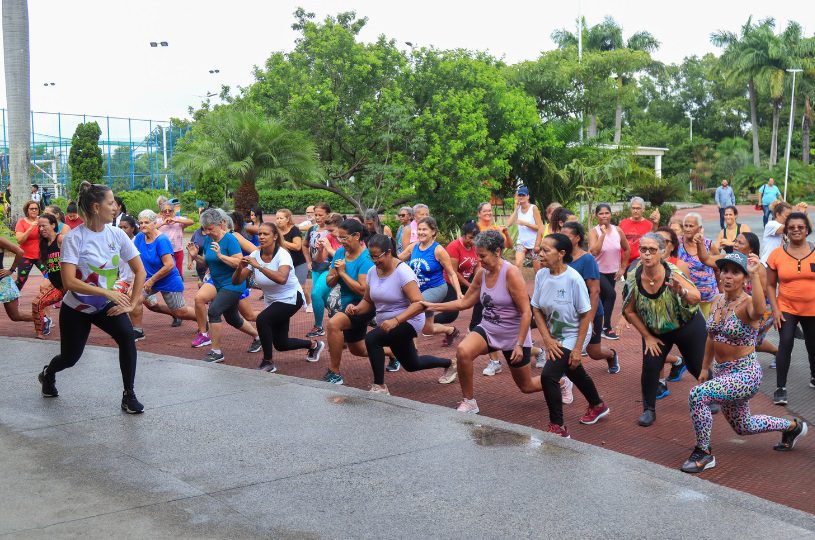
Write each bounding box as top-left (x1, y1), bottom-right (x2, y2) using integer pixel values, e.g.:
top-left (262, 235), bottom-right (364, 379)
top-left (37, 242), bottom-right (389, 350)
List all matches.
top-left (3, 206), bottom-right (813, 515)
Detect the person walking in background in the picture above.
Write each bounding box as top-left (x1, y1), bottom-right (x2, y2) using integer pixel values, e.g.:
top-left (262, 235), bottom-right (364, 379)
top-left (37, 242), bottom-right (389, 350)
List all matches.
top-left (715, 179), bottom-right (736, 230)
top-left (588, 203), bottom-right (630, 340)
top-left (619, 197), bottom-right (660, 266)
top-left (759, 178), bottom-right (782, 227)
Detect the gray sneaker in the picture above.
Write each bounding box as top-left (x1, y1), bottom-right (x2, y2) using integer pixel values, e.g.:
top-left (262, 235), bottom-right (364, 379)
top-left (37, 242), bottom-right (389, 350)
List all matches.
top-left (203, 350), bottom-right (225, 363)
top-left (247, 338), bottom-right (262, 353)
top-left (535, 348), bottom-right (546, 369)
top-left (306, 341), bottom-right (325, 362)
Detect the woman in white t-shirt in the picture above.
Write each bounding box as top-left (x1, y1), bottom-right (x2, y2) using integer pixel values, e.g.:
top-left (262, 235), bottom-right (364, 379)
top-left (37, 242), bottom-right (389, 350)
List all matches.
top-left (37, 182), bottom-right (146, 414)
top-left (232, 222), bottom-right (324, 373)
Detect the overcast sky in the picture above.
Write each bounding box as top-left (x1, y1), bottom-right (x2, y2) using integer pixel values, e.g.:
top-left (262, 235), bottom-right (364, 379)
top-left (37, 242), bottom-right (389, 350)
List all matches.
top-left (1, 0), bottom-right (813, 134)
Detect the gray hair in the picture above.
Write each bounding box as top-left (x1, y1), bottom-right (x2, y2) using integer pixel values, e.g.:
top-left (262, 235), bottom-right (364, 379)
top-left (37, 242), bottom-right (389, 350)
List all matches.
top-left (156, 195), bottom-right (168, 208)
top-left (138, 209), bottom-right (157, 222)
top-left (630, 196), bottom-right (645, 207)
top-left (477, 202), bottom-right (491, 213)
top-left (412, 203), bottom-right (429, 214)
top-left (363, 209), bottom-right (383, 234)
top-left (161, 202), bottom-right (175, 212)
top-left (641, 232), bottom-right (666, 253)
top-left (399, 206), bottom-right (413, 217)
top-left (682, 212), bottom-right (702, 226)
top-left (474, 230), bottom-right (504, 253)
top-left (200, 208), bottom-right (227, 228)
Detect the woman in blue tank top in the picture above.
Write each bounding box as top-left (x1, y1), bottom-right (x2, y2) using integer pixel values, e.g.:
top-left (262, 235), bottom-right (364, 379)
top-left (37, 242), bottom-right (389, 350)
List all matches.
top-left (399, 216), bottom-right (462, 343)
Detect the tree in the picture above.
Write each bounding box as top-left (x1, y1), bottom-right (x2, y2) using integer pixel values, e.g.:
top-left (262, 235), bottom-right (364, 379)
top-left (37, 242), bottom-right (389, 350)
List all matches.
top-left (172, 107), bottom-right (322, 213)
top-left (3, 0), bottom-right (31, 221)
top-left (68, 122), bottom-right (104, 199)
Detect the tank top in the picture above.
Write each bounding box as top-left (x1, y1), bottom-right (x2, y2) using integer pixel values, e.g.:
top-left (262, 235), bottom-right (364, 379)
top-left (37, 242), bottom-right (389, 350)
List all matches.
top-left (678, 238), bottom-right (719, 302)
top-left (42, 238), bottom-right (63, 290)
top-left (516, 204), bottom-right (537, 249)
top-left (479, 261), bottom-right (533, 350)
top-left (721, 223), bottom-right (741, 254)
top-left (594, 224), bottom-right (622, 274)
top-left (409, 241), bottom-right (445, 291)
top-left (396, 224), bottom-right (407, 254)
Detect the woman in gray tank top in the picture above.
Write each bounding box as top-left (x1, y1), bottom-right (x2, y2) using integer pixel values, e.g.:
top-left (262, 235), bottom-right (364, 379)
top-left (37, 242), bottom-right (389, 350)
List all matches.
top-left (423, 230), bottom-right (541, 414)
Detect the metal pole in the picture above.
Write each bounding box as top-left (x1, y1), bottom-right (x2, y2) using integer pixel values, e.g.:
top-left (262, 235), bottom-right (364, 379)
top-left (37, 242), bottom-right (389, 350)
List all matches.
top-left (162, 125), bottom-right (169, 191)
top-left (57, 112), bottom-right (62, 189)
top-left (784, 69), bottom-right (802, 200)
top-left (689, 117), bottom-right (693, 141)
top-left (577, 0), bottom-right (583, 143)
top-left (106, 116), bottom-right (112, 186)
top-left (128, 117), bottom-right (134, 190)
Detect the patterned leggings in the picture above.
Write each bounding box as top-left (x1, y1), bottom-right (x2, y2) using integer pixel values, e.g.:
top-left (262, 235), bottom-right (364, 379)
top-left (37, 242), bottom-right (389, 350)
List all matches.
top-left (16, 258), bottom-right (47, 290)
top-left (689, 353), bottom-right (791, 450)
top-left (32, 283), bottom-right (64, 335)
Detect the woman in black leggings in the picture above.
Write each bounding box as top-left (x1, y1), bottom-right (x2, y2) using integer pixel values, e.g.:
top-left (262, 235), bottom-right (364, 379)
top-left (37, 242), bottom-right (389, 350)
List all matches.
top-left (38, 181), bottom-right (147, 413)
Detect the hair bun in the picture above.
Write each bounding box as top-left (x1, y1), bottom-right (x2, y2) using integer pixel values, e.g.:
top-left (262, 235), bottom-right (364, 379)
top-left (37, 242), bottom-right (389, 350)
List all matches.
top-left (78, 180), bottom-right (92, 193)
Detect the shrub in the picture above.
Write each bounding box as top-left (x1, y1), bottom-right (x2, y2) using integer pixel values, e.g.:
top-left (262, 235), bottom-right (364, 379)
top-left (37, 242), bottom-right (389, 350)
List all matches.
top-left (180, 190), bottom-right (199, 212)
top-left (258, 189), bottom-right (356, 214)
top-left (690, 189), bottom-right (714, 204)
top-left (118, 189), bottom-right (171, 216)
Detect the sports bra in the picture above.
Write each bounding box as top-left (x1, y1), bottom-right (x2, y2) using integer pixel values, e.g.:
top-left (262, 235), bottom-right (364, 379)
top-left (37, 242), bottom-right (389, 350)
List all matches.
top-left (706, 308), bottom-right (758, 347)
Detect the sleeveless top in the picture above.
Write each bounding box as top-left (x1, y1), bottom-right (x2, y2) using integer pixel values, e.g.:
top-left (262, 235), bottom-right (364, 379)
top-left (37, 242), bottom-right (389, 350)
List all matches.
top-left (678, 238), bottom-right (719, 302)
top-left (622, 261), bottom-right (699, 335)
top-left (409, 241), bottom-right (445, 291)
top-left (479, 261), bottom-right (533, 350)
top-left (721, 223), bottom-right (741, 254)
top-left (396, 224), bottom-right (408, 254)
top-left (593, 224), bottom-right (622, 274)
top-left (707, 308), bottom-right (758, 347)
top-left (42, 238), bottom-right (63, 290)
top-left (516, 204), bottom-right (537, 249)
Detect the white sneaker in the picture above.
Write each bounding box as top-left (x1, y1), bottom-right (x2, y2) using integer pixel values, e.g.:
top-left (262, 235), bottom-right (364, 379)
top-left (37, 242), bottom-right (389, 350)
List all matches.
top-left (305, 303), bottom-right (313, 313)
top-left (560, 377), bottom-right (574, 405)
top-left (456, 398), bottom-right (479, 414)
top-left (482, 359), bottom-right (502, 376)
top-left (369, 383), bottom-right (390, 395)
top-left (535, 348), bottom-right (546, 368)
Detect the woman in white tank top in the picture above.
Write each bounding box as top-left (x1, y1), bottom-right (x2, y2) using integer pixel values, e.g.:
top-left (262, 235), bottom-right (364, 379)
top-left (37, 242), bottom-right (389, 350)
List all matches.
top-left (506, 186), bottom-right (543, 272)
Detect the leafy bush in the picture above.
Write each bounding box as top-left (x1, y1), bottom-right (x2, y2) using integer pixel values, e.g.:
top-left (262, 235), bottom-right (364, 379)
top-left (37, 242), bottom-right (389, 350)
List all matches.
top-left (49, 197), bottom-right (68, 210)
top-left (180, 190), bottom-right (199, 212)
top-left (690, 189), bottom-right (715, 204)
top-left (118, 189), bottom-right (171, 216)
top-left (258, 189), bottom-right (356, 214)
top-left (631, 175), bottom-right (688, 206)
top-left (612, 203), bottom-right (676, 227)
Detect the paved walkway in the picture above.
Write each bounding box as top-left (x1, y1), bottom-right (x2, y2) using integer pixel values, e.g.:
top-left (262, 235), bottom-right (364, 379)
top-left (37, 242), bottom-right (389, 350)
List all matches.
top-left (3, 339), bottom-right (815, 538)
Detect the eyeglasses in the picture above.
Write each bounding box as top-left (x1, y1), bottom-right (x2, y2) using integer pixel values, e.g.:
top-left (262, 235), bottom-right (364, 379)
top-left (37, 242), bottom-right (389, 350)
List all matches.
top-left (787, 225), bottom-right (807, 231)
top-left (336, 235), bottom-right (349, 242)
top-left (639, 246), bottom-right (659, 254)
top-left (631, 206), bottom-right (643, 211)
top-left (398, 214), bottom-right (408, 217)
top-left (371, 250), bottom-right (390, 260)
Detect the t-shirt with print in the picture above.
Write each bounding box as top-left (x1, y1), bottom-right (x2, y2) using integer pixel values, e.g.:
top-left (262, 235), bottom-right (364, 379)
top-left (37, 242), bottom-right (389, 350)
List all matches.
top-left (567, 252), bottom-right (603, 317)
top-left (307, 226), bottom-right (332, 272)
top-left (445, 238), bottom-right (478, 286)
top-left (331, 247), bottom-right (374, 309)
top-left (42, 238), bottom-right (63, 290)
top-left (204, 232), bottom-right (246, 293)
top-left (61, 224), bottom-right (140, 314)
top-left (250, 248), bottom-right (303, 306)
top-left (133, 233), bottom-right (184, 293)
top-left (766, 245), bottom-right (815, 316)
top-left (368, 262), bottom-right (425, 335)
top-left (530, 266), bottom-right (592, 351)
top-left (283, 227), bottom-right (307, 267)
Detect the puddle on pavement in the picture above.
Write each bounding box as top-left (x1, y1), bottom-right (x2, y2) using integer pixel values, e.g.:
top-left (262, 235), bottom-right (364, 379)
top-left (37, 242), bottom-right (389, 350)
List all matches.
top-left (327, 395), bottom-right (367, 406)
top-left (469, 424), bottom-right (543, 448)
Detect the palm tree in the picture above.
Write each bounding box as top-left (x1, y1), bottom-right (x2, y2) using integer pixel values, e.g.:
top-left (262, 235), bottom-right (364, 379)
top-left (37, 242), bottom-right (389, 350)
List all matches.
top-left (2, 0), bottom-right (32, 222)
top-left (173, 108), bottom-right (323, 212)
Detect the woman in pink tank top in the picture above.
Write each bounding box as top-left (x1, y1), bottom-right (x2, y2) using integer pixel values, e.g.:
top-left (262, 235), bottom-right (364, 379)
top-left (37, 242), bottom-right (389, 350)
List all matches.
top-left (587, 203), bottom-right (630, 339)
top-left (423, 229), bottom-right (540, 415)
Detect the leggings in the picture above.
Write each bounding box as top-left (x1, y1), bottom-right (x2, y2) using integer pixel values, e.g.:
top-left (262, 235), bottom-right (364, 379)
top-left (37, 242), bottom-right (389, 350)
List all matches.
top-left (689, 353), bottom-right (791, 450)
top-left (433, 285), bottom-right (482, 330)
top-left (32, 283), bottom-right (64, 335)
top-left (207, 288), bottom-right (244, 327)
top-left (311, 270), bottom-right (331, 328)
top-left (47, 303), bottom-right (138, 391)
top-left (775, 312), bottom-right (815, 388)
top-left (256, 294), bottom-right (312, 361)
top-left (365, 322), bottom-right (451, 385)
top-left (641, 311), bottom-right (706, 411)
top-left (542, 346), bottom-right (603, 426)
top-left (16, 257), bottom-right (47, 290)
top-left (599, 273), bottom-right (617, 331)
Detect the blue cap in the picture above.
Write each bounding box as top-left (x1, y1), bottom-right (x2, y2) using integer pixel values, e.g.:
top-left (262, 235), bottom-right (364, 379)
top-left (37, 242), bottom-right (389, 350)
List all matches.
top-left (516, 186), bottom-right (529, 196)
top-left (715, 251), bottom-right (748, 275)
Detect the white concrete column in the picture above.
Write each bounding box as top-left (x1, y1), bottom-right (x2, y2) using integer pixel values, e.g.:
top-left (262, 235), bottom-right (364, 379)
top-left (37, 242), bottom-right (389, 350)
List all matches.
top-left (654, 154), bottom-right (662, 178)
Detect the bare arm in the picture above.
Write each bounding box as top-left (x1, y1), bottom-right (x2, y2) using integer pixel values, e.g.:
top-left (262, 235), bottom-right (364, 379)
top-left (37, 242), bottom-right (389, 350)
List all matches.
top-left (280, 230), bottom-right (303, 253)
top-left (618, 227), bottom-right (631, 271)
top-left (392, 280), bottom-right (426, 324)
top-left (424, 268), bottom-right (482, 312)
top-left (505, 265), bottom-right (532, 354)
top-left (436, 245), bottom-right (462, 298)
top-left (144, 252), bottom-right (176, 293)
top-left (588, 227), bottom-right (603, 257)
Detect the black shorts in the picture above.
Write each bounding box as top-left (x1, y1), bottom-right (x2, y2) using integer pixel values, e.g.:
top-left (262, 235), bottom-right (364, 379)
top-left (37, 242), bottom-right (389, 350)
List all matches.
top-left (343, 311), bottom-right (375, 343)
top-left (472, 325), bottom-right (531, 368)
top-left (589, 312), bottom-right (603, 345)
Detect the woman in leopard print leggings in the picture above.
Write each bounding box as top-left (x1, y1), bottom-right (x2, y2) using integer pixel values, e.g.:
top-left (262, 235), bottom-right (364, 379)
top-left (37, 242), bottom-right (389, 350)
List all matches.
top-left (682, 251), bottom-right (807, 474)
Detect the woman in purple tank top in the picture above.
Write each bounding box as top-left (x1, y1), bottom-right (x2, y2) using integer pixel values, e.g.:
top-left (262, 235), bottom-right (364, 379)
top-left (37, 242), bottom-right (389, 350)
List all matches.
top-left (423, 230), bottom-right (541, 414)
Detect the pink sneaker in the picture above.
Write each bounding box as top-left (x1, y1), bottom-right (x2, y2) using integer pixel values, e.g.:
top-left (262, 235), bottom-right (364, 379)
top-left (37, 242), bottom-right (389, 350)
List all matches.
top-left (546, 423), bottom-right (570, 438)
top-left (369, 384), bottom-right (390, 395)
top-left (456, 398), bottom-right (479, 414)
top-left (191, 333), bottom-right (212, 348)
top-left (560, 377), bottom-right (574, 405)
top-left (579, 403), bottom-right (610, 425)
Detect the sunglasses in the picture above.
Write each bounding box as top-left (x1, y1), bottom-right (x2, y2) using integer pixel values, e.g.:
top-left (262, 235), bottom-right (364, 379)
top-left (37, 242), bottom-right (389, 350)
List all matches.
top-left (787, 225), bottom-right (807, 231)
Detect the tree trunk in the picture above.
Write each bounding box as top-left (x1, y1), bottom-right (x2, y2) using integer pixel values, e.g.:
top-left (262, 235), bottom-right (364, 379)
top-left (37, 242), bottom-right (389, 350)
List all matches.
top-left (803, 96), bottom-right (812, 166)
top-left (234, 180), bottom-right (259, 215)
top-left (770, 99), bottom-right (781, 168)
top-left (2, 0), bottom-right (31, 222)
top-left (588, 114), bottom-right (598, 138)
top-left (748, 79), bottom-right (760, 166)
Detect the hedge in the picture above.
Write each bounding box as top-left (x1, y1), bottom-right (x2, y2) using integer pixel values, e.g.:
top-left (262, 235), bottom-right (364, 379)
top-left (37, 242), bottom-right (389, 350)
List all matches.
top-left (258, 189), bottom-right (356, 214)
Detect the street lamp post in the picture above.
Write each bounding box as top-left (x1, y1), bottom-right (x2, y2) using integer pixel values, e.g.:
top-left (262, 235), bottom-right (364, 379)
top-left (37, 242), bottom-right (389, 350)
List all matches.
top-left (783, 68), bottom-right (803, 200)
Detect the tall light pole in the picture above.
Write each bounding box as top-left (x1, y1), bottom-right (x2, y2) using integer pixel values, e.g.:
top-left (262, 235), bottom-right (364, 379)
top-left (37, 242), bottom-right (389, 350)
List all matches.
top-left (783, 68), bottom-right (802, 200)
top-left (577, 0), bottom-right (583, 143)
top-left (688, 115), bottom-right (693, 141)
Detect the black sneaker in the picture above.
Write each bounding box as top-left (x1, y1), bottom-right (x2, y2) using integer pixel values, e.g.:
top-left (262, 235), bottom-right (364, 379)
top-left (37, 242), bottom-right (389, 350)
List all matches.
top-left (667, 357), bottom-right (686, 382)
top-left (306, 326), bottom-right (325, 338)
top-left (810, 377), bottom-right (815, 388)
top-left (655, 381), bottom-right (670, 400)
top-left (171, 317), bottom-right (182, 328)
top-left (602, 329), bottom-right (620, 340)
top-left (247, 338), bottom-right (262, 353)
top-left (306, 341), bottom-right (325, 363)
top-left (773, 387), bottom-right (788, 405)
top-left (386, 357), bottom-right (401, 372)
top-left (606, 349), bottom-right (620, 374)
top-left (794, 325), bottom-right (805, 340)
top-left (38, 366), bottom-right (58, 397)
top-left (133, 329), bottom-right (145, 342)
top-left (680, 446), bottom-right (715, 473)
top-left (203, 350), bottom-right (225, 363)
top-left (321, 369), bottom-right (344, 385)
top-left (256, 360), bottom-right (278, 373)
top-left (121, 390), bottom-right (144, 414)
top-left (774, 419), bottom-right (808, 451)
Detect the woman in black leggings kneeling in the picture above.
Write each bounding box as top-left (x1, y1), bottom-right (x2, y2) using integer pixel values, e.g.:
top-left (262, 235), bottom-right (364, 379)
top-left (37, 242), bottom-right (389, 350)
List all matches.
top-left (38, 181), bottom-right (147, 413)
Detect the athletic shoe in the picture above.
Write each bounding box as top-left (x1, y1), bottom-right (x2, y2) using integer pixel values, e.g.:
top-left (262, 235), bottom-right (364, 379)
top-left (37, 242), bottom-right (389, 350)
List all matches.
top-left (655, 381), bottom-right (670, 400)
top-left (810, 377), bottom-right (815, 388)
top-left (305, 303), bottom-right (313, 313)
top-left (667, 357), bottom-right (686, 382)
top-left (386, 357), bottom-right (401, 372)
top-left (133, 329), bottom-right (145, 342)
top-left (680, 447), bottom-right (715, 473)
top-left (306, 326), bottom-right (325, 338)
top-left (546, 423), bottom-right (570, 438)
top-left (203, 350), bottom-right (225, 363)
top-left (247, 338), bottom-right (262, 353)
top-left (191, 333), bottom-right (211, 348)
top-left (579, 403), bottom-right (610, 425)
top-left (710, 403), bottom-right (721, 415)
top-left (42, 315), bottom-right (53, 336)
top-left (171, 317), bottom-right (182, 328)
top-left (773, 387), bottom-right (788, 405)
top-left (638, 409), bottom-right (656, 427)
top-left (607, 349), bottom-right (620, 374)
top-left (256, 360), bottom-right (277, 373)
top-left (369, 384), bottom-right (390, 395)
top-left (38, 366), bottom-right (58, 398)
top-left (306, 341), bottom-right (325, 363)
top-left (438, 362), bottom-right (458, 384)
top-left (322, 369), bottom-right (344, 385)
top-left (535, 348), bottom-right (546, 369)
top-left (581, 348), bottom-right (588, 357)
top-left (794, 326), bottom-right (805, 340)
top-left (442, 327), bottom-right (460, 347)
top-left (769, 359), bottom-right (777, 369)
top-left (456, 398), bottom-right (479, 414)
top-left (560, 378), bottom-right (574, 405)
top-left (774, 419), bottom-right (808, 451)
top-left (483, 359), bottom-right (502, 376)
top-left (121, 391), bottom-right (144, 414)
top-left (602, 329), bottom-right (620, 340)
